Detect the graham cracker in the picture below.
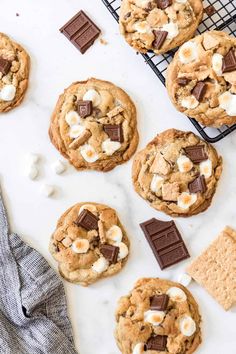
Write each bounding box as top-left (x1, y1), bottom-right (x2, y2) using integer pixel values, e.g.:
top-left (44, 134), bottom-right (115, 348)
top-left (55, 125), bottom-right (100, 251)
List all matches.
top-left (187, 226), bottom-right (236, 310)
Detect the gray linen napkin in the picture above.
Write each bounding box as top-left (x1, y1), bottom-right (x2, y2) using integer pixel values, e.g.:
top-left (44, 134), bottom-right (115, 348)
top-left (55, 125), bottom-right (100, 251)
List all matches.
top-left (0, 189), bottom-right (78, 354)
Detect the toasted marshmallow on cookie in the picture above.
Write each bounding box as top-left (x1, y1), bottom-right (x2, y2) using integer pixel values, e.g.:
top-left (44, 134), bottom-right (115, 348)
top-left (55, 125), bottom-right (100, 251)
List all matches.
top-left (106, 225), bottom-right (123, 243)
top-left (212, 53), bottom-right (223, 76)
top-left (65, 110), bottom-right (80, 126)
top-left (92, 257), bottom-right (109, 273)
top-left (79, 204), bottom-right (97, 215)
top-left (117, 242), bottom-right (129, 260)
top-left (200, 159), bottom-right (212, 178)
top-left (80, 144), bottom-right (99, 163)
top-left (181, 96), bottom-right (199, 109)
top-left (177, 155), bottom-right (193, 173)
top-left (179, 315), bottom-right (196, 336)
top-left (134, 21), bottom-right (151, 34)
top-left (71, 239), bottom-right (90, 254)
top-left (0, 84), bottom-right (16, 101)
top-left (166, 287), bottom-right (187, 302)
top-left (219, 91), bottom-right (236, 116)
top-left (162, 22), bottom-right (179, 40)
top-left (177, 192), bottom-right (197, 209)
top-left (179, 42), bottom-right (198, 64)
top-left (102, 139), bottom-right (121, 156)
top-left (83, 89), bottom-right (101, 107)
top-left (144, 310), bottom-right (165, 326)
top-left (132, 343), bottom-right (145, 354)
top-left (150, 175), bottom-right (164, 194)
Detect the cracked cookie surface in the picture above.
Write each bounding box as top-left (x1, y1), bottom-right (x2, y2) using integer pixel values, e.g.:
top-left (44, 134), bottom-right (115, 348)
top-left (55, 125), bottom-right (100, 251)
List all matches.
top-left (49, 78), bottom-right (138, 172)
top-left (166, 31), bottom-right (236, 127)
top-left (115, 278), bottom-right (201, 354)
top-left (119, 0), bottom-right (203, 55)
top-left (132, 129), bottom-right (222, 217)
top-left (0, 32), bottom-right (30, 112)
top-left (49, 202), bottom-right (130, 286)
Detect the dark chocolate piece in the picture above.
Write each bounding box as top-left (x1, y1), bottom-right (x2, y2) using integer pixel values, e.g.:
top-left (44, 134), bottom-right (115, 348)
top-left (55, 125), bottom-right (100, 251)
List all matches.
top-left (156, 0), bottom-right (172, 10)
top-left (146, 335), bottom-right (167, 351)
top-left (140, 218), bottom-right (189, 270)
top-left (177, 78), bottom-right (189, 87)
top-left (185, 145), bottom-right (208, 163)
top-left (150, 294), bottom-right (169, 311)
top-left (153, 30), bottom-right (168, 50)
top-left (222, 49), bottom-right (236, 73)
top-left (0, 57), bottom-right (11, 75)
top-left (189, 175), bottom-right (207, 193)
top-left (60, 10), bottom-right (101, 54)
top-left (77, 209), bottom-right (98, 230)
top-left (205, 5), bottom-right (216, 16)
top-left (103, 124), bottom-right (124, 142)
top-left (100, 244), bottom-right (119, 264)
top-left (77, 100), bottom-right (92, 117)
top-left (192, 82), bottom-right (207, 102)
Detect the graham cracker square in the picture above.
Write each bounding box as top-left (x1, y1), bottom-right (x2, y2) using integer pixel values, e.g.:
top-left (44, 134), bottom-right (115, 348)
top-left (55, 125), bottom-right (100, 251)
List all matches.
top-left (187, 226), bottom-right (236, 310)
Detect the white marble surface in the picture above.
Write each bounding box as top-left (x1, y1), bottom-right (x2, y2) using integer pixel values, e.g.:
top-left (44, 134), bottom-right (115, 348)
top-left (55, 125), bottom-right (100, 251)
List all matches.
top-left (0, 1), bottom-right (235, 353)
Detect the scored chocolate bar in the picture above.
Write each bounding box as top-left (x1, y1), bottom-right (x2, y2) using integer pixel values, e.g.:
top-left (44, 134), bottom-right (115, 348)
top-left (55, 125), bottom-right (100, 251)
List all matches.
top-left (140, 218), bottom-right (189, 270)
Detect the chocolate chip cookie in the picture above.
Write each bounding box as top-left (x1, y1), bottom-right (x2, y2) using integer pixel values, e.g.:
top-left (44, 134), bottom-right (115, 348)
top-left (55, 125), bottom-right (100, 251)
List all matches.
top-left (115, 278), bottom-right (201, 354)
top-left (0, 33), bottom-right (30, 112)
top-left (132, 129), bottom-right (222, 217)
top-left (49, 202), bottom-right (130, 286)
top-left (166, 31), bottom-right (236, 127)
top-left (119, 0), bottom-right (203, 55)
top-left (49, 78), bottom-right (138, 172)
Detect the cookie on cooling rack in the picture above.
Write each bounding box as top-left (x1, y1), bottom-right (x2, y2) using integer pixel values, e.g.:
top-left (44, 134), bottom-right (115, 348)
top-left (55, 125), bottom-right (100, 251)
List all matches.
top-left (49, 78), bottom-right (138, 172)
top-left (132, 129), bottom-right (222, 217)
top-left (119, 0), bottom-right (203, 55)
top-left (166, 31), bottom-right (236, 127)
top-left (115, 278), bottom-right (202, 354)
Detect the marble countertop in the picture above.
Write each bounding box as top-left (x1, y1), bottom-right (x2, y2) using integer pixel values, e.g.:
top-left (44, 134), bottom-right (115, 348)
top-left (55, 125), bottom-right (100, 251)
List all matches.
top-left (0, 0), bottom-right (235, 353)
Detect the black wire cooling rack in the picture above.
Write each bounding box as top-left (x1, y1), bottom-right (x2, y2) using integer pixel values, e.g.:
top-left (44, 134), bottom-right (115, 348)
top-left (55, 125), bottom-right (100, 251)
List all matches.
top-left (101, 0), bottom-right (236, 143)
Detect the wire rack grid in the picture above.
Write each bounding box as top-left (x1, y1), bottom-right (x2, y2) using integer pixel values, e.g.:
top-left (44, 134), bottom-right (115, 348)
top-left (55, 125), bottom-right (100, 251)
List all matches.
top-left (101, 0), bottom-right (236, 143)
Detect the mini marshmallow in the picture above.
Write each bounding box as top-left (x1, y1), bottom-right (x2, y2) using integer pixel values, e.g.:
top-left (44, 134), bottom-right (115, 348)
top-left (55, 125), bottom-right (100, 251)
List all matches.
top-left (71, 239), bottom-right (90, 254)
top-left (41, 184), bottom-right (55, 198)
top-left (144, 310), bottom-right (165, 326)
top-left (179, 42), bottom-right (198, 64)
top-left (162, 22), bottom-right (179, 40)
top-left (166, 287), bottom-right (187, 302)
top-left (134, 21), bottom-right (151, 33)
top-left (135, 0), bottom-right (150, 8)
top-left (79, 204), bottom-right (97, 215)
top-left (177, 192), bottom-right (197, 210)
top-left (212, 53), bottom-right (223, 76)
top-left (92, 257), bottom-right (109, 273)
top-left (0, 84), bottom-right (16, 101)
top-left (178, 273), bottom-right (192, 287)
top-left (52, 160), bottom-right (66, 175)
top-left (83, 89), bottom-right (101, 107)
top-left (117, 242), bottom-right (129, 260)
top-left (80, 144), bottom-right (99, 163)
top-left (150, 175), bottom-right (164, 194)
top-left (219, 91), bottom-right (236, 116)
top-left (69, 124), bottom-right (85, 139)
top-left (102, 139), bottom-right (121, 156)
top-left (179, 315), bottom-right (196, 336)
top-left (177, 155), bottom-right (193, 173)
top-left (65, 111), bottom-right (80, 126)
top-left (26, 165), bottom-right (39, 180)
top-left (27, 153), bottom-right (40, 165)
top-left (176, 0), bottom-right (187, 3)
top-left (106, 225), bottom-right (123, 243)
top-left (181, 96), bottom-right (199, 109)
top-left (132, 343), bottom-right (145, 354)
top-left (200, 159), bottom-right (212, 178)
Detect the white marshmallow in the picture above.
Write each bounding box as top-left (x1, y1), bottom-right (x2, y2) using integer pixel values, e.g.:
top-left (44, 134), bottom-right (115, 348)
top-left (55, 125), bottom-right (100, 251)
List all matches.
top-left (27, 153), bottom-right (40, 165)
top-left (102, 139), bottom-right (121, 156)
top-left (41, 184), bottom-right (55, 198)
top-left (132, 343), bottom-right (145, 354)
top-left (212, 53), bottom-right (223, 76)
top-left (200, 159), bottom-right (212, 178)
top-left (106, 225), bottom-right (123, 243)
top-left (80, 144), bottom-right (99, 163)
top-left (177, 192), bottom-right (197, 210)
top-left (179, 42), bottom-right (198, 64)
top-left (162, 22), bottom-right (179, 40)
top-left (134, 21), bottom-right (151, 34)
top-left (0, 84), bottom-right (16, 101)
top-left (176, 0), bottom-right (187, 3)
top-left (69, 124), bottom-right (85, 139)
top-left (26, 165), bottom-right (39, 180)
top-left (144, 310), bottom-right (165, 326)
top-left (71, 239), bottom-right (89, 254)
top-left (219, 91), bottom-right (236, 116)
top-left (117, 242), bottom-right (129, 260)
top-left (92, 257), bottom-right (109, 273)
top-left (83, 89), bottom-right (101, 107)
top-left (135, 0), bottom-right (150, 8)
top-left (179, 315), bottom-right (196, 336)
top-left (181, 96), bottom-right (199, 109)
top-left (79, 204), bottom-right (97, 215)
top-left (166, 287), bottom-right (187, 302)
top-left (150, 175), bottom-right (164, 194)
top-left (65, 111), bottom-right (80, 126)
top-left (178, 273), bottom-right (192, 287)
top-left (52, 160), bottom-right (66, 175)
top-left (177, 155), bottom-right (193, 173)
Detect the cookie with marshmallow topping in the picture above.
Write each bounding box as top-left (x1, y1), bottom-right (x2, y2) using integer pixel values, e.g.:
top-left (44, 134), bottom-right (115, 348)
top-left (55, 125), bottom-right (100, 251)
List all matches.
top-left (132, 129), bottom-right (222, 217)
top-left (49, 202), bottom-right (130, 286)
top-left (49, 78), bottom-right (138, 172)
top-left (115, 278), bottom-right (201, 354)
top-left (0, 33), bottom-right (30, 112)
top-left (119, 0), bottom-right (203, 55)
top-left (166, 31), bottom-right (236, 127)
